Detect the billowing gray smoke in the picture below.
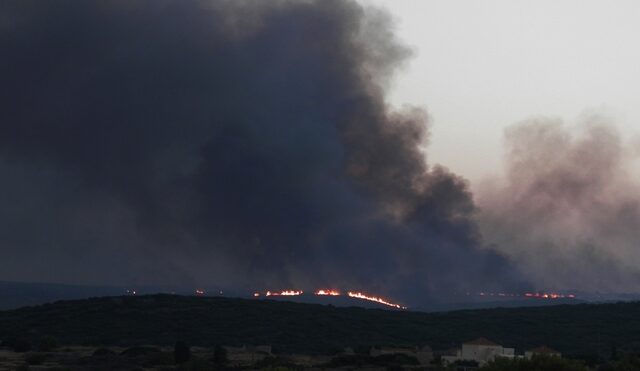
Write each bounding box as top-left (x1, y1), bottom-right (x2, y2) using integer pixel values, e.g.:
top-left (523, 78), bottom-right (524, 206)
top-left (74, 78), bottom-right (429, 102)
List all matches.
top-left (0, 0), bottom-right (527, 304)
top-left (477, 116), bottom-right (640, 292)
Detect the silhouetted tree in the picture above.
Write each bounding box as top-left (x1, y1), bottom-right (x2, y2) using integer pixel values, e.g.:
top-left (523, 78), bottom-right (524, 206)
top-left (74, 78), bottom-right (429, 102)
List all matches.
top-left (213, 344), bottom-right (227, 366)
top-left (38, 335), bottom-right (59, 351)
top-left (481, 355), bottom-right (588, 371)
top-left (610, 352), bottom-right (640, 370)
top-left (610, 342), bottom-right (619, 361)
top-left (174, 341), bottom-right (191, 364)
top-left (6, 337), bottom-right (32, 353)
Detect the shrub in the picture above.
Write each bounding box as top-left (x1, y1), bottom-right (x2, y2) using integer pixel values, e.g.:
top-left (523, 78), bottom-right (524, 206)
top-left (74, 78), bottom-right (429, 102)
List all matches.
top-left (213, 344), bottom-right (227, 366)
top-left (324, 346), bottom-right (344, 356)
top-left (143, 351), bottom-right (175, 366)
top-left (325, 354), bottom-right (372, 367)
top-left (174, 341), bottom-right (191, 364)
top-left (92, 347), bottom-right (116, 356)
top-left (372, 353), bottom-right (420, 366)
top-left (38, 335), bottom-right (59, 351)
top-left (608, 352), bottom-right (640, 370)
top-left (121, 346), bottom-right (161, 357)
top-left (481, 355), bottom-right (588, 371)
top-left (9, 338), bottom-right (32, 353)
top-left (25, 353), bottom-right (49, 365)
top-left (183, 357), bottom-right (211, 371)
top-left (253, 355), bottom-right (300, 369)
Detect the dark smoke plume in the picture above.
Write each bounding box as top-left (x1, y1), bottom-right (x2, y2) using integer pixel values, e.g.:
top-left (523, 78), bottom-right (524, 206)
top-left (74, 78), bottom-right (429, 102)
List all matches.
top-left (477, 116), bottom-right (640, 292)
top-left (0, 0), bottom-right (525, 304)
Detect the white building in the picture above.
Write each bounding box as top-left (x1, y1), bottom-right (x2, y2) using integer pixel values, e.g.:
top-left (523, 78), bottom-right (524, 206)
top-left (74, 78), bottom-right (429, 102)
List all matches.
top-left (442, 338), bottom-right (515, 366)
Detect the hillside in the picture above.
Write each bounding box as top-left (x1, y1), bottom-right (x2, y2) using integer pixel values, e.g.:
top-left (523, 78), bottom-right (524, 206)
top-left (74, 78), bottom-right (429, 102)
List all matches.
top-left (0, 281), bottom-right (126, 310)
top-left (1, 295), bottom-right (639, 357)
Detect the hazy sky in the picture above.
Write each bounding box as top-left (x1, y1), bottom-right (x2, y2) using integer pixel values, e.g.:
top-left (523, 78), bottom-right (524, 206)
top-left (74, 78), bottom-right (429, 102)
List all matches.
top-left (362, 0), bottom-right (640, 183)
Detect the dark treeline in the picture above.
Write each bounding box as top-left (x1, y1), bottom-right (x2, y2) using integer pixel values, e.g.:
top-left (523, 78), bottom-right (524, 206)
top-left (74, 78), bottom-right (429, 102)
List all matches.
top-left (1, 295), bottom-right (639, 357)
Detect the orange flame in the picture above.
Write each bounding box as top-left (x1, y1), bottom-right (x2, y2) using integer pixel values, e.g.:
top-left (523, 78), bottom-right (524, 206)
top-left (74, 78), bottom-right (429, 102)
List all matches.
top-left (281, 290), bottom-right (303, 296)
top-left (252, 288), bottom-right (407, 310)
top-left (347, 291), bottom-right (406, 309)
top-left (315, 289), bottom-right (341, 296)
top-left (477, 291), bottom-right (576, 299)
top-left (265, 290), bottom-right (303, 296)
top-left (523, 292), bottom-right (575, 299)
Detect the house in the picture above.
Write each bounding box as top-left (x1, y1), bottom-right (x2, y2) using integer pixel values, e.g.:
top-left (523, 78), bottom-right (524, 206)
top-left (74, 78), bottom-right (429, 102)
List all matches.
top-left (223, 345), bottom-right (272, 365)
top-left (369, 345), bottom-right (433, 365)
top-left (370, 346), bottom-right (414, 357)
top-left (415, 345), bottom-right (434, 365)
top-left (442, 338), bottom-right (515, 366)
top-left (525, 346), bottom-right (561, 359)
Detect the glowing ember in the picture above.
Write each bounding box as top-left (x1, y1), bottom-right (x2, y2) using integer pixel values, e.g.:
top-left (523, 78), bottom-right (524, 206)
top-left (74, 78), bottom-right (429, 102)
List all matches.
top-left (477, 292), bottom-right (576, 299)
top-left (315, 289), bottom-right (341, 296)
top-left (265, 290), bottom-right (303, 296)
top-left (281, 290), bottom-right (303, 296)
top-left (523, 292), bottom-right (575, 299)
top-left (253, 288), bottom-right (407, 309)
top-left (347, 291), bottom-right (406, 309)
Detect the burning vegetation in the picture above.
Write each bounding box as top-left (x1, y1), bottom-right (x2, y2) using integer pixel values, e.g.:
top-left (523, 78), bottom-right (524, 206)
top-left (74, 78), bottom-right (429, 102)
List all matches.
top-left (239, 289), bottom-right (578, 310)
top-left (346, 292), bottom-right (407, 309)
top-left (476, 292), bottom-right (576, 299)
top-left (253, 289), bottom-right (407, 309)
top-left (315, 289), bottom-right (341, 296)
top-left (265, 290), bottom-right (303, 297)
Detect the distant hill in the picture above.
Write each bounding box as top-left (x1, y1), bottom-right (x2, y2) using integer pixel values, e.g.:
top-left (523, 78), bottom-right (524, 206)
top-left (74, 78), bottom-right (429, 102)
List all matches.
top-left (259, 293), bottom-right (584, 311)
top-left (415, 297), bottom-right (584, 312)
top-left (0, 281), bottom-right (125, 310)
top-left (0, 280), bottom-right (587, 311)
top-left (257, 293), bottom-right (405, 309)
top-left (1, 294), bottom-right (639, 357)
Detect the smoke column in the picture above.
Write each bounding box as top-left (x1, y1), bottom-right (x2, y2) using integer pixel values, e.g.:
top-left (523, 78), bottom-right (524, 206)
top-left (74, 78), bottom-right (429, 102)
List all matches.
top-left (0, 0), bottom-right (527, 304)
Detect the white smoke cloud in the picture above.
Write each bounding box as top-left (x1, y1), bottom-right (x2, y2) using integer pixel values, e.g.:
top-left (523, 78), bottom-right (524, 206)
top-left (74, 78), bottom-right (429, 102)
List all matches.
top-left (477, 114), bottom-right (640, 292)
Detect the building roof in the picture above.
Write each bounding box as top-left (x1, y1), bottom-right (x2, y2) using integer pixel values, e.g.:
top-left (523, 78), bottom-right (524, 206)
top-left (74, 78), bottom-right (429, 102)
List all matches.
top-left (527, 346), bottom-right (560, 354)
top-left (463, 338), bottom-right (500, 346)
